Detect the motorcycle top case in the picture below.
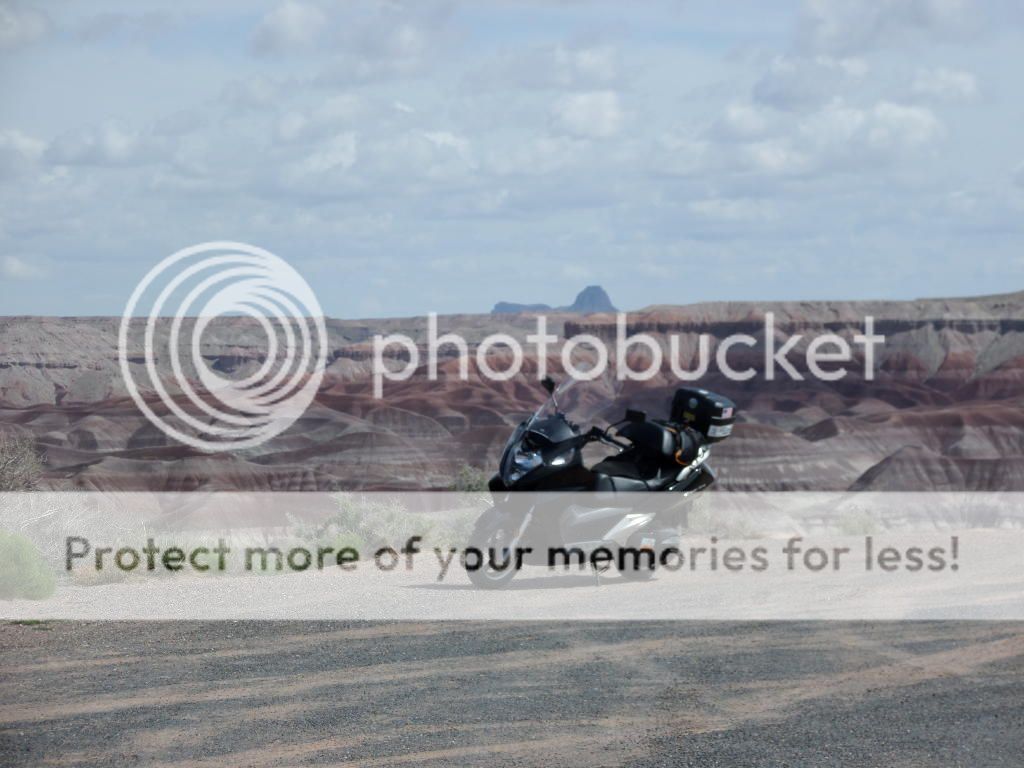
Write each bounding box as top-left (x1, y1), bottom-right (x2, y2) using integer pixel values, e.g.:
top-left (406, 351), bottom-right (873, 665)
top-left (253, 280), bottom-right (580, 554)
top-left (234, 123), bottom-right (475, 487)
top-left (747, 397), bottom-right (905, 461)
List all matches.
top-left (670, 388), bottom-right (736, 443)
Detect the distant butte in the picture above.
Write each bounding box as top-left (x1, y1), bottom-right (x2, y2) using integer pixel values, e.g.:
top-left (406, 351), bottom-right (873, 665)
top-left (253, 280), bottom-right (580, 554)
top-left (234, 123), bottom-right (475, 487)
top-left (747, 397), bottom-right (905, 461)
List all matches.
top-left (491, 285), bottom-right (618, 315)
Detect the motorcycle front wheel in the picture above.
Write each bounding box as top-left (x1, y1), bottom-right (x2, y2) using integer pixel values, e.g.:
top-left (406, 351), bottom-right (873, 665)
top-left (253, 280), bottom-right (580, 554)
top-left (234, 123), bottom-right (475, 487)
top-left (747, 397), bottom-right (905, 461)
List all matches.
top-left (465, 509), bottom-right (521, 590)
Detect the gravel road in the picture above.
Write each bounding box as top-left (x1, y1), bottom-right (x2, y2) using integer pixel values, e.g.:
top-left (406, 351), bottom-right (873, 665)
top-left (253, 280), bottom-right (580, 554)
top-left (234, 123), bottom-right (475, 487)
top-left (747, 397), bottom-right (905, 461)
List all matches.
top-left (1, 621), bottom-right (1021, 767)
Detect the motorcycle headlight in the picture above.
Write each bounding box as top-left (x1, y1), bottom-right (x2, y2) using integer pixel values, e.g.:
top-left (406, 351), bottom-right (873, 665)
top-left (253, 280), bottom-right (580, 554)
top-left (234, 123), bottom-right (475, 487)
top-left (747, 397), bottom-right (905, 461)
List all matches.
top-left (505, 447), bottom-right (543, 484)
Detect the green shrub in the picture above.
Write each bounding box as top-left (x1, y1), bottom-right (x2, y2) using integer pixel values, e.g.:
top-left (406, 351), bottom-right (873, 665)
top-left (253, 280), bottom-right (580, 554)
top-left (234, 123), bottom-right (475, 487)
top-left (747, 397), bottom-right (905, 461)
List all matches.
top-left (449, 464), bottom-right (490, 492)
top-left (0, 531), bottom-right (56, 599)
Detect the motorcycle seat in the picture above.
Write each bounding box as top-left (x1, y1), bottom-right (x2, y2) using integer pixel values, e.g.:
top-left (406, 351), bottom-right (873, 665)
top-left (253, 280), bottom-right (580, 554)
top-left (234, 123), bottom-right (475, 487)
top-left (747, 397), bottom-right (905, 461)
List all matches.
top-left (591, 451), bottom-right (650, 480)
top-left (592, 472), bottom-right (652, 493)
top-left (591, 450), bottom-right (667, 491)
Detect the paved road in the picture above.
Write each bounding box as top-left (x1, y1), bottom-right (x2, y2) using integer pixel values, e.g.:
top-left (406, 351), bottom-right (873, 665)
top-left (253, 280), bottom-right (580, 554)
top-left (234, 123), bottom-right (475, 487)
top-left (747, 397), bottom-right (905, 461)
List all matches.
top-left (1, 621), bottom-right (1021, 767)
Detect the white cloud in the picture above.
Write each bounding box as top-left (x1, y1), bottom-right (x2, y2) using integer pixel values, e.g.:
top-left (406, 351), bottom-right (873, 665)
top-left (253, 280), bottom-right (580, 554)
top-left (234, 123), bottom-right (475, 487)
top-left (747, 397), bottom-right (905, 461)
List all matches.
top-left (798, 99), bottom-right (869, 148)
top-left (272, 95), bottom-right (363, 144)
top-left (75, 11), bottom-right (178, 44)
top-left (688, 197), bottom-right (777, 222)
top-left (1, 1), bottom-right (1021, 315)
top-left (46, 123), bottom-right (156, 166)
top-left (153, 109), bottom-right (203, 138)
top-left (221, 76), bottom-right (291, 113)
top-left (741, 139), bottom-right (811, 175)
top-left (483, 43), bottom-right (620, 90)
top-left (0, 129), bottom-right (45, 178)
top-left (865, 101), bottom-right (943, 149)
top-left (484, 136), bottom-right (582, 176)
top-left (251, 1), bottom-right (326, 55)
top-left (0, 1), bottom-right (51, 50)
top-left (295, 132), bottom-right (358, 176)
top-left (713, 102), bottom-right (770, 140)
top-left (422, 131), bottom-right (474, 166)
top-left (275, 112), bottom-right (309, 143)
top-left (912, 67), bottom-right (978, 99)
top-left (552, 91), bottom-right (623, 139)
top-left (753, 55), bottom-right (868, 111)
top-left (731, 98), bottom-right (943, 176)
top-left (1, 255), bottom-right (47, 280)
top-left (797, 0), bottom-right (975, 55)
top-left (314, 6), bottom-right (450, 84)
top-left (649, 133), bottom-right (709, 176)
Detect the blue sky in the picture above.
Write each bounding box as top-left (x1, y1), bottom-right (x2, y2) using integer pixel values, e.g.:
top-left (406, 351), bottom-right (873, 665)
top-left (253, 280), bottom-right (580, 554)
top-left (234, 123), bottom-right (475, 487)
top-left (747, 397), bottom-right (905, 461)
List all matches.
top-left (1, 0), bottom-right (1023, 317)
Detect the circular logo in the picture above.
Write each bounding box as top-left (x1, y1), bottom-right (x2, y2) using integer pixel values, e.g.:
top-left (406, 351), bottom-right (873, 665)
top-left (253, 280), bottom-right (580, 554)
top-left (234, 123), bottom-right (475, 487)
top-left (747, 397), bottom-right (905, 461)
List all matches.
top-left (118, 242), bottom-right (327, 452)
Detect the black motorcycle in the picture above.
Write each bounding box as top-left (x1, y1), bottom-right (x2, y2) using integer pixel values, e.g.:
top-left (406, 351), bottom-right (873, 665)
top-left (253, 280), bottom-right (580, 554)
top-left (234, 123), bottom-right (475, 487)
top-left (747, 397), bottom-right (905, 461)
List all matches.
top-left (465, 375), bottom-right (736, 588)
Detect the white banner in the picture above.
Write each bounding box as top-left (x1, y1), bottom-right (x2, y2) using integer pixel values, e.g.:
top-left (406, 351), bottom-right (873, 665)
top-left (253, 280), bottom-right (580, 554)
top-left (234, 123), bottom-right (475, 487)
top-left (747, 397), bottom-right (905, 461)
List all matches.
top-left (1, 491), bottom-right (1021, 620)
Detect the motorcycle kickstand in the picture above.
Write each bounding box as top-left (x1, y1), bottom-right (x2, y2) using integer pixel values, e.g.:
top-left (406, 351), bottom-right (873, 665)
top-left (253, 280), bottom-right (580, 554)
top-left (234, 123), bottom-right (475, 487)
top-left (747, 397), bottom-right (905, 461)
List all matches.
top-left (592, 563), bottom-right (610, 586)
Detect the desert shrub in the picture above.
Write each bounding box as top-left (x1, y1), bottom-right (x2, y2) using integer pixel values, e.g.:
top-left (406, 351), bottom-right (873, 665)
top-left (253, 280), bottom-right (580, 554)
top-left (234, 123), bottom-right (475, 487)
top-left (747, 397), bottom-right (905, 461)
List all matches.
top-left (426, 508), bottom-right (479, 551)
top-left (323, 531), bottom-right (367, 557)
top-left (837, 507), bottom-right (879, 536)
top-left (449, 464), bottom-right (490, 492)
top-left (288, 494), bottom-right (432, 558)
top-left (287, 493), bottom-right (486, 557)
top-left (685, 497), bottom-right (763, 539)
top-left (0, 531), bottom-right (56, 599)
top-left (0, 434), bottom-right (44, 491)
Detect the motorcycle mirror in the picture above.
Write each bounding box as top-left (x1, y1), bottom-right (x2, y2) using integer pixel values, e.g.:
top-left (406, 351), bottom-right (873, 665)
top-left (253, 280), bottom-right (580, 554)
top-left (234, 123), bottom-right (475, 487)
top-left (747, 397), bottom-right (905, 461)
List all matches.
top-left (625, 408), bottom-right (646, 423)
top-left (541, 375), bottom-right (556, 394)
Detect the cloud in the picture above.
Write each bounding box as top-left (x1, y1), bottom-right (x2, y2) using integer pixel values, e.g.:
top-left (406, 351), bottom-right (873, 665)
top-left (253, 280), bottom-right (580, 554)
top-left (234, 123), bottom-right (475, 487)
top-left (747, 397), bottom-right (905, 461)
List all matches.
top-left (731, 99), bottom-right (944, 176)
top-left (251, 0), bottom-right (326, 55)
top-left (221, 76), bottom-right (292, 113)
top-left (688, 197), bottom-right (777, 222)
top-left (863, 101), bottom-right (943, 149)
top-left (422, 131), bottom-right (474, 164)
top-left (293, 132), bottom-right (358, 177)
top-left (481, 43), bottom-right (620, 90)
top-left (552, 91), bottom-right (623, 139)
top-left (740, 139), bottom-right (811, 175)
top-left (0, 129), bottom-right (45, 179)
top-left (796, 99), bottom-right (942, 163)
top-left (0, 1), bottom-right (51, 50)
top-left (1, 1), bottom-right (1021, 316)
top-left (254, 2), bottom-right (452, 84)
top-left (912, 67), bottom-right (978, 99)
top-left (484, 136), bottom-right (583, 176)
top-left (74, 11), bottom-right (179, 44)
top-left (796, 0), bottom-right (976, 55)
top-left (1, 255), bottom-right (47, 280)
top-left (272, 95), bottom-right (363, 144)
top-left (712, 102), bottom-right (771, 140)
top-left (753, 55), bottom-right (868, 111)
top-left (45, 123), bottom-right (159, 167)
top-left (314, 14), bottom-right (446, 84)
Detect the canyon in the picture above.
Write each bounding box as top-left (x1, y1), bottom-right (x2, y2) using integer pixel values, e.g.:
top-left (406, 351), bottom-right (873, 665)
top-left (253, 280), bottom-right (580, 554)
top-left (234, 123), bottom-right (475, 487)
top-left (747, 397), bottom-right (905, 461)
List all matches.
top-left (1, 289), bottom-right (1022, 492)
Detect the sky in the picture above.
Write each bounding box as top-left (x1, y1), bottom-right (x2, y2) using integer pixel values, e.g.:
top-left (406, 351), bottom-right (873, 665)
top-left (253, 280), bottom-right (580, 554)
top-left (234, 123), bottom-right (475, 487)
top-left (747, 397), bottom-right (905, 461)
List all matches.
top-left (1, 0), bottom-right (1023, 318)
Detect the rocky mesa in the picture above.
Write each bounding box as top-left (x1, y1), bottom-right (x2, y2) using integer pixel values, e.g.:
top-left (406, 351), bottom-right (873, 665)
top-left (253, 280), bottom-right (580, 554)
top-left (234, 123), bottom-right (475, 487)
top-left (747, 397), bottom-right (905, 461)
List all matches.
top-left (1, 289), bottom-right (1023, 492)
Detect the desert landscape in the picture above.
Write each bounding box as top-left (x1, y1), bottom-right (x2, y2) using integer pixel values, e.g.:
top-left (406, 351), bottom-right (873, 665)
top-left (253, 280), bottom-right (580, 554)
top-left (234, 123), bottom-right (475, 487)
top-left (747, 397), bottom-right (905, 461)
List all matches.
top-left (1, 289), bottom-right (1023, 493)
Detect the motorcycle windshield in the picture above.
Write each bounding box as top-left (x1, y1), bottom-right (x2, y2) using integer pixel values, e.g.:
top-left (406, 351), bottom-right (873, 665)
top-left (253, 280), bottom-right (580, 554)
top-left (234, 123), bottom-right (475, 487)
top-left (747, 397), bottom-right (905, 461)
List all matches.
top-left (526, 373), bottom-right (626, 431)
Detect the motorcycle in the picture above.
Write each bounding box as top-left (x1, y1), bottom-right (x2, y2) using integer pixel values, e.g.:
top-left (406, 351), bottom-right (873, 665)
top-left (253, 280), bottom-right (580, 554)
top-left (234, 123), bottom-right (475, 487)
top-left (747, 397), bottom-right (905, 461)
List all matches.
top-left (465, 375), bottom-right (737, 588)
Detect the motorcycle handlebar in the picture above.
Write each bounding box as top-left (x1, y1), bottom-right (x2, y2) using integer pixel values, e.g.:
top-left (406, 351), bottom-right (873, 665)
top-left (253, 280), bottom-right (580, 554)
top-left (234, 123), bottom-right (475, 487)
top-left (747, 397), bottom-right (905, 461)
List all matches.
top-left (583, 426), bottom-right (630, 451)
